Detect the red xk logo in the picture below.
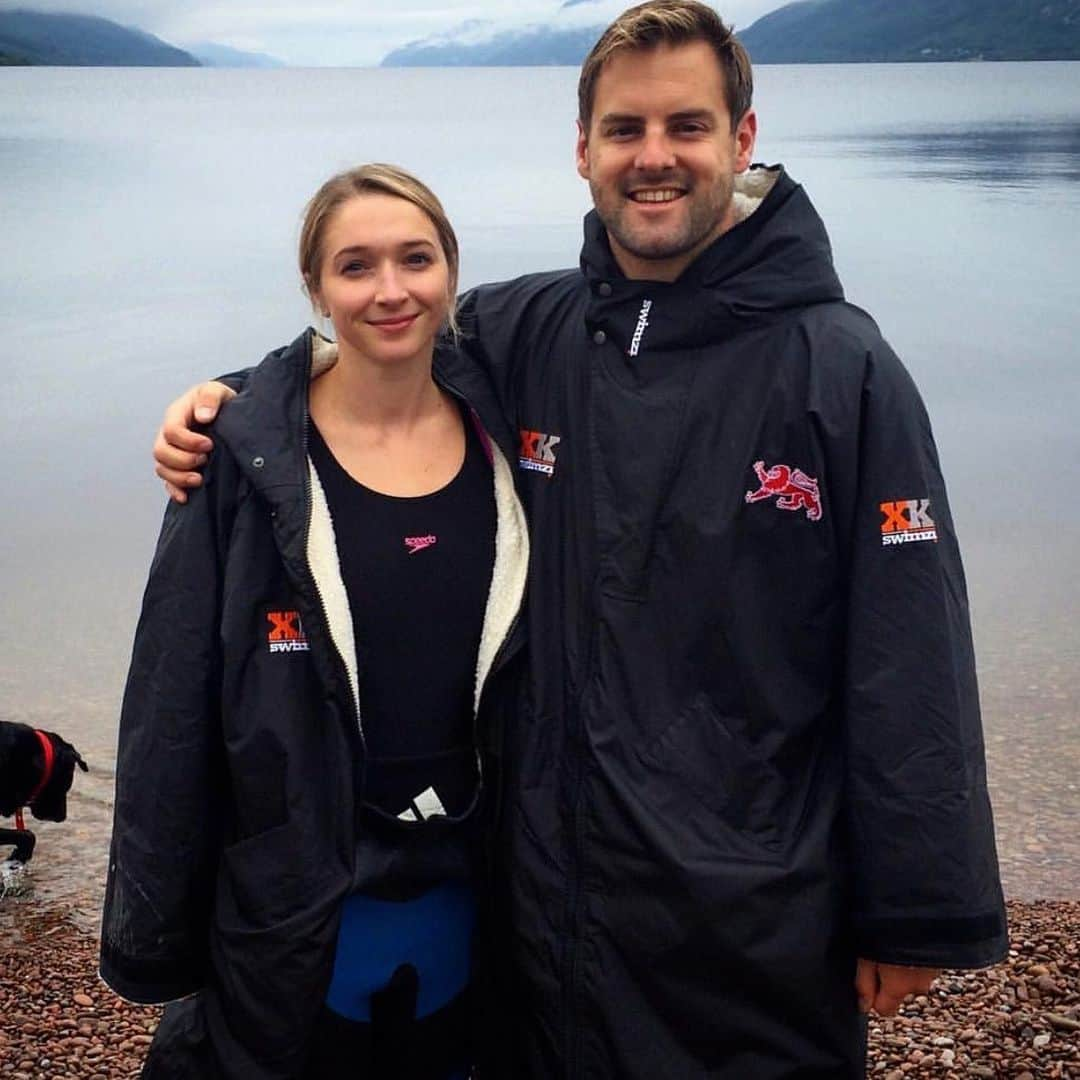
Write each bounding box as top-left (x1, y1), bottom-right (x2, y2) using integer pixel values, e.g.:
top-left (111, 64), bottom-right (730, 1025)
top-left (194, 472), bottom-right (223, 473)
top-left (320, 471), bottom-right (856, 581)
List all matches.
top-left (266, 610), bottom-right (309, 653)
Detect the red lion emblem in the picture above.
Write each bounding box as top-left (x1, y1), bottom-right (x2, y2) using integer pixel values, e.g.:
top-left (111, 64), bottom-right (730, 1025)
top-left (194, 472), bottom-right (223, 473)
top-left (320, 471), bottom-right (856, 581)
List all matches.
top-left (744, 460), bottom-right (822, 522)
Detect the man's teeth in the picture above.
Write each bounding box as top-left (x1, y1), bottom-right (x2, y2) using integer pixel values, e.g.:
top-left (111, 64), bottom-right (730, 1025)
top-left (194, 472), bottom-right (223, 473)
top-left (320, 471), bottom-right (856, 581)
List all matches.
top-left (631, 189), bottom-right (683, 203)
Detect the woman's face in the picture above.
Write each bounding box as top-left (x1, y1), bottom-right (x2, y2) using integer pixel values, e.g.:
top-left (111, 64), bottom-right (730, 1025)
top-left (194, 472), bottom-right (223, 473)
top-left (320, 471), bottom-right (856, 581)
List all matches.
top-left (312, 193), bottom-right (451, 368)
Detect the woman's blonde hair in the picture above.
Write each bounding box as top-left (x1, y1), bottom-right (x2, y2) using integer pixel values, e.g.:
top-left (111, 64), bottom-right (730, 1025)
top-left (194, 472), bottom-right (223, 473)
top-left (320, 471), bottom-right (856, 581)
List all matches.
top-left (299, 163), bottom-right (460, 338)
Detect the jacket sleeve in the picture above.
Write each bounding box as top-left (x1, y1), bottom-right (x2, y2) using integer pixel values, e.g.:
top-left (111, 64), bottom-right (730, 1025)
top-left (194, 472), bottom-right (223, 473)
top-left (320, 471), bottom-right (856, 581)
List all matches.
top-left (99, 454), bottom-right (236, 1004)
top-left (840, 339), bottom-right (1007, 970)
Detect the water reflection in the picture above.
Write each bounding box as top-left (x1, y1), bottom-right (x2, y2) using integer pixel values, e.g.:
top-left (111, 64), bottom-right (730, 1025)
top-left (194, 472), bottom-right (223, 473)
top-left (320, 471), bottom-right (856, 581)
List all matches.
top-left (835, 122), bottom-right (1080, 187)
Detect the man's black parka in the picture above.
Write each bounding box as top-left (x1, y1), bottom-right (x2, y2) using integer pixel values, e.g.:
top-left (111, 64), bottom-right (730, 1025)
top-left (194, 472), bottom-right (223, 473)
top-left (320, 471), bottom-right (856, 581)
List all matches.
top-left (447, 167), bottom-right (1008, 1078)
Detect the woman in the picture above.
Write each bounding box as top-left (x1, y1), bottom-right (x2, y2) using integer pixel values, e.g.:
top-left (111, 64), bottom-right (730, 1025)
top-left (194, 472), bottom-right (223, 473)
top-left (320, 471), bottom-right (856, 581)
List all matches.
top-left (100, 164), bottom-right (528, 1079)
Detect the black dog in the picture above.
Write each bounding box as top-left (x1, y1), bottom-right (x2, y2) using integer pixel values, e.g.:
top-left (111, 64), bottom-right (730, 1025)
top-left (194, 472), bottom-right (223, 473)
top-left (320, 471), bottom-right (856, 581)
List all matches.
top-left (0, 720), bottom-right (88, 863)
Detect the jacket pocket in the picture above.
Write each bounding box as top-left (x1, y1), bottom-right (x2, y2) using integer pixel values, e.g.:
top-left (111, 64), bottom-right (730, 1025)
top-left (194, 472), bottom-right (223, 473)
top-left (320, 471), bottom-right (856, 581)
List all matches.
top-left (637, 693), bottom-right (787, 863)
top-left (218, 820), bottom-right (337, 928)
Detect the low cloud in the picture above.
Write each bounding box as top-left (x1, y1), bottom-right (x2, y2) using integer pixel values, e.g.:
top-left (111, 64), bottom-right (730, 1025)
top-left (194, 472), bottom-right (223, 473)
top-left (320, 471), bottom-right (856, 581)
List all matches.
top-left (0, 0), bottom-right (781, 65)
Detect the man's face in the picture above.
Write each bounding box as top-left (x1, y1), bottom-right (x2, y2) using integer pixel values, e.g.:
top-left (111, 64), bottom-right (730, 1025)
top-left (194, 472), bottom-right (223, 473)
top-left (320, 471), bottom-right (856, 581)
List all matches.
top-left (577, 41), bottom-right (756, 282)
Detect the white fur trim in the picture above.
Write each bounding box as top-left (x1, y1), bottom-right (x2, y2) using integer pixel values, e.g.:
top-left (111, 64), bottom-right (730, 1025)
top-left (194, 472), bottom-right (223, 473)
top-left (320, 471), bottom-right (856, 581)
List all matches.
top-left (306, 461), bottom-right (361, 722)
top-left (732, 169), bottom-right (781, 226)
top-left (474, 441), bottom-right (530, 715)
top-left (311, 332), bottom-right (338, 377)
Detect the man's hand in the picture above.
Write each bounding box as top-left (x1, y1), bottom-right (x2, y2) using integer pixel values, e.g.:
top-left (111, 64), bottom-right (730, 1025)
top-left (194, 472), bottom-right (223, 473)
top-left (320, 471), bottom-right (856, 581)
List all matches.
top-left (154, 381), bottom-right (236, 503)
top-left (855, 959), bottom-right (941, 1017)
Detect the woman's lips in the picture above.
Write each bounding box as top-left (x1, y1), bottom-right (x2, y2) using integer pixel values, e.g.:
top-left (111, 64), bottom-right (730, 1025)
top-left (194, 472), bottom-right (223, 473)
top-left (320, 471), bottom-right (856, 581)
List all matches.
top-left (367, 314), bottom-right (419, 331)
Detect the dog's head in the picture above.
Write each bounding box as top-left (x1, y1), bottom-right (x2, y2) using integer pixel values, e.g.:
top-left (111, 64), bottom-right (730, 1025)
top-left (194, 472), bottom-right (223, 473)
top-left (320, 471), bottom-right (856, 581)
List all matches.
top-left (0, 721), bottom-right (88, 822)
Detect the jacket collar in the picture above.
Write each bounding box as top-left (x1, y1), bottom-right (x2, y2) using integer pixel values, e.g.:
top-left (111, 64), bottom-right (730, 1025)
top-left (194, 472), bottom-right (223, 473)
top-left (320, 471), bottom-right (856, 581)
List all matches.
top-left (579, 165), bottom-right (846, 353)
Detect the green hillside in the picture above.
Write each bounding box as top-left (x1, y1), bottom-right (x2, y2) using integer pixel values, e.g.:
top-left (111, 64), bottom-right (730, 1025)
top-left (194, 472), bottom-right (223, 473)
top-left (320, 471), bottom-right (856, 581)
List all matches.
top-left (0, 10), bottom-right (199, 66)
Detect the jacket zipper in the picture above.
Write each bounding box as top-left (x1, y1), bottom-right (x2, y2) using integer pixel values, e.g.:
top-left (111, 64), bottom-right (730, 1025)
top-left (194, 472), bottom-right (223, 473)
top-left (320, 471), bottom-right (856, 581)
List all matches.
top-left (563, 355), bottom-right (604, 1080)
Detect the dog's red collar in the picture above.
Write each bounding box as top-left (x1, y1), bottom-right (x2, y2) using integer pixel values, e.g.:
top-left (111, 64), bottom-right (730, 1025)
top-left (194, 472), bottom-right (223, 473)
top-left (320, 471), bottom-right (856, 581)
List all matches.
top-left (18, 729), bottom-right (55, 822)
top-left (11, 731), bottom-right (57, 834)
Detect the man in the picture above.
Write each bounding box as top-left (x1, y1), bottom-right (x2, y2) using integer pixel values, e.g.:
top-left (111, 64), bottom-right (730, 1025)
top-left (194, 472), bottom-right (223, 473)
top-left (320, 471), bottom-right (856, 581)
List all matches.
top-left (153, 3), bottom-right (1007, 1076)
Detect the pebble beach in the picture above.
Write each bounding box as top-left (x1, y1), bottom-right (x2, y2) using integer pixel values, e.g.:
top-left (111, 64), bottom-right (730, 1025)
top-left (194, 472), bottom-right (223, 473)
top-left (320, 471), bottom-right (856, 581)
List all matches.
top-left (0, 897), bottom-right (1076, 1078)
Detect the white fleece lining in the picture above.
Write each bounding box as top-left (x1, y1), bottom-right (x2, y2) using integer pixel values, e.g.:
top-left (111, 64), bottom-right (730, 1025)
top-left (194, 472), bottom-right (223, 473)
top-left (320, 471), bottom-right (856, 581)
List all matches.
top-left (732, 168), bottom-right (780, 227)
top-left (473, 438), bottom-right (530, 715)
top-left (301, 332), bottom-right (530, 734)
top-left (307, 463), bottom-right (361, 720)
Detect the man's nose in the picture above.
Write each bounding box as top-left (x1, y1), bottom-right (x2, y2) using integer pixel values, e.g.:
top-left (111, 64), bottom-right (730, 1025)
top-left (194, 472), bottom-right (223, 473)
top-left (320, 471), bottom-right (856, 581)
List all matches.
top-left (635, 129), bottom-right (676, 172)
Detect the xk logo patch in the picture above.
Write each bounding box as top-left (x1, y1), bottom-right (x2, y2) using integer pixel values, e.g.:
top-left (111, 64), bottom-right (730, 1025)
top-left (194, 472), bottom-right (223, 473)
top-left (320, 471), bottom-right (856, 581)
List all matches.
top-left (266, 609), bottom-right (309, 653)
top-left (745, 460), bottom-right (823, 522)
top-left (519, 428), bottom-right (561, 477)
top-left (879, 499), bottom-right (937, 546)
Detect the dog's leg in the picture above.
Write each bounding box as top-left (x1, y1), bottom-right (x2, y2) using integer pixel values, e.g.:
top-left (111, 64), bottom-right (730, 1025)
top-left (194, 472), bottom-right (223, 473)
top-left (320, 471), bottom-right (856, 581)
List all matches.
top-left (0, 826), bottom-right (36, 864)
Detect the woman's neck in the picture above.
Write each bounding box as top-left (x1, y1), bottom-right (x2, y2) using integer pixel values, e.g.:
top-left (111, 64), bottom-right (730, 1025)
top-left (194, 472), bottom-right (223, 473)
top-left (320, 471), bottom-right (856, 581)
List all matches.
top-left (309, 341), bottom-right (444, 434)
top-left (307, 337), bottom-right (465, 498)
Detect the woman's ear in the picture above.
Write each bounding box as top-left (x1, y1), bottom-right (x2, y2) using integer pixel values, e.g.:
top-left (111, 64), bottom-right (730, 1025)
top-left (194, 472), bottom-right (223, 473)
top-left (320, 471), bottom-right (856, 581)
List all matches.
top-left (304, 276), bottom-right (329, 318)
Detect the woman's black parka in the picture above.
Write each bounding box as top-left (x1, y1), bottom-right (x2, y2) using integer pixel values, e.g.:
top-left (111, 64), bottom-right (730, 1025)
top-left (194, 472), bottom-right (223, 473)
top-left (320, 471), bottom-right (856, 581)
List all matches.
top-left (99, 331), bottom-right (529, 1078)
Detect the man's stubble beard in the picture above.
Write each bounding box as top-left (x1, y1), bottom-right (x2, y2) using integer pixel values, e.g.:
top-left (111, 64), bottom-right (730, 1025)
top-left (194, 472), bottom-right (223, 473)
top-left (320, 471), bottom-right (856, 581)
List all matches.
top-left (590, 172), bottom-right (735, 265)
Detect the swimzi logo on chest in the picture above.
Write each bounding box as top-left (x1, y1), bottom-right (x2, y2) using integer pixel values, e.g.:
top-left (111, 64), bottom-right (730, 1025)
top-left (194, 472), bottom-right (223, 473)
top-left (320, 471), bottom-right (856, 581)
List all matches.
top-left (519, 429), bottom-right (561, 477)
top-left (266, 610), bottom-right (309, 653)
top-left (628, 299), bottom-right (653, 357)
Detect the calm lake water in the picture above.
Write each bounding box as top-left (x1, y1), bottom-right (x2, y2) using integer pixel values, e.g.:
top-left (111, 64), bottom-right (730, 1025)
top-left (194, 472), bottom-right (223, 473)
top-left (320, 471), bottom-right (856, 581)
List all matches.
top-left (1, 62), bottom-right (1078, 920)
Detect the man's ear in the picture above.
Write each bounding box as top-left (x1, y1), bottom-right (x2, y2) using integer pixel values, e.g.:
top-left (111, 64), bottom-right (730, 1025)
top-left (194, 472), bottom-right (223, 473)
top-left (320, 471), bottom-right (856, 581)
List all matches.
top-left (576, 120), bottom-right (591, 181)
top-left (734, 108), bottom-right (758, 173)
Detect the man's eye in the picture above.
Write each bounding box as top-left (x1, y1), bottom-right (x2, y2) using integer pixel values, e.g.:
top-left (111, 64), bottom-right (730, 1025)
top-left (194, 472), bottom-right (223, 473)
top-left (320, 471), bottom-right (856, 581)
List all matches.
top-left (605, 125), bottom-right (639, 140)
top-left (674, 122), bottom-right (707, 135)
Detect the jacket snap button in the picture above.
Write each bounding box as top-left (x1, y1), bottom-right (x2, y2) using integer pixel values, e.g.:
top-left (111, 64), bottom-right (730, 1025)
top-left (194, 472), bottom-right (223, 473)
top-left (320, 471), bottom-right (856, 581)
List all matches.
top-left (592, 330), bottom-right (606, 345)
top-left (597, 282), bottom-right (612, 297)
top-left (252, 456), bottom-right (265, 468)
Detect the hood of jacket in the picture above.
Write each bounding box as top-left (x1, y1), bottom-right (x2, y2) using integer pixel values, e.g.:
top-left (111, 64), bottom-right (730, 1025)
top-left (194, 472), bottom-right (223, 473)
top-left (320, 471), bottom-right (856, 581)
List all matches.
top-left (580, 165), bottom-right (846, 352)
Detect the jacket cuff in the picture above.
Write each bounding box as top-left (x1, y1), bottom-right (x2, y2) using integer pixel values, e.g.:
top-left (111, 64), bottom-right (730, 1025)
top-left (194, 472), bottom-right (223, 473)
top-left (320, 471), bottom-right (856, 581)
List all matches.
top-left (99, 940), bottom-right (203, 1005)
top-left (853, 909), bottom-right (1009, 969)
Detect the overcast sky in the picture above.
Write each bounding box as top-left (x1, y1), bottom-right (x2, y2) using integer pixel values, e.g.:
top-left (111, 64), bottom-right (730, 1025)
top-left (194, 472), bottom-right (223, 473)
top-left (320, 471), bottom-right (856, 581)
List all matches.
top-left (2, 0), bottom-right (782, 66)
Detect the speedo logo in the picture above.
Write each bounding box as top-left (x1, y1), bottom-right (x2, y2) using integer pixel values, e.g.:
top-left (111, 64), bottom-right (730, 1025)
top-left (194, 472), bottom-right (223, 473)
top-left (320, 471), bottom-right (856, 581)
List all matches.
top-left (267, 610), bottom-right (309, 653)
top-left (880, 499), bottom-right (937, 546)
top-left (519, 429), bottom-right (561, 477)
top-left (405, 534), bottom-right (437, 555)
top-left (628, 298), bottom-right (652, 357)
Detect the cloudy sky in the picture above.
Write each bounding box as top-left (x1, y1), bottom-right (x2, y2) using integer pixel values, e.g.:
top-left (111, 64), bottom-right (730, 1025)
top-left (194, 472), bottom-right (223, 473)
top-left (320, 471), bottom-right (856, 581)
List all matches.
top-left (2, 0), bottom-right (783, 65)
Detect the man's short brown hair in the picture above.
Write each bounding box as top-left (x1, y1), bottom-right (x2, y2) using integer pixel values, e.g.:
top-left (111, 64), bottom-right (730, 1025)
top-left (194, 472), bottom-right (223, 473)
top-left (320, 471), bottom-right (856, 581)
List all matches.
top-left (578, 0), bottom-right (753, 133)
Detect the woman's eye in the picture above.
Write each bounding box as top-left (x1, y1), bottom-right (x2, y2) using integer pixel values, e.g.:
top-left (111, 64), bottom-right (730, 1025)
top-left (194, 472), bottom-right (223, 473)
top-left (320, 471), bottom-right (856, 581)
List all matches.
top-left (406, 252), bottom-right (433, 267)
top-left (341, 260), bottom-right (368, 274)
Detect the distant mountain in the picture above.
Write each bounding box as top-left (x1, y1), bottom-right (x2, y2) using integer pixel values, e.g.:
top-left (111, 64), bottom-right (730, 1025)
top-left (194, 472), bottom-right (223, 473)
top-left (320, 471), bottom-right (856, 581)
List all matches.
top-left (0, 9), bottom-right (199, 66)
top-left (187, 42), bottom-right (285, 69)
top-left (381, 0), bottom-right (626, 67)
top-left (739, 0), bottom-right (1080, 63)
top-left (382, 0), bottom-right (1080, 66)
top-left (383, 24), bottom-right (601, 67)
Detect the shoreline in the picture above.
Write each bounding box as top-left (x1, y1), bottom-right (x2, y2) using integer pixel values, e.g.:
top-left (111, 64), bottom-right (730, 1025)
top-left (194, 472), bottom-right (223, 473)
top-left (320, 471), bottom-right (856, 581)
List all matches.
top-left (1, 897), bottom-right (1076, 1078)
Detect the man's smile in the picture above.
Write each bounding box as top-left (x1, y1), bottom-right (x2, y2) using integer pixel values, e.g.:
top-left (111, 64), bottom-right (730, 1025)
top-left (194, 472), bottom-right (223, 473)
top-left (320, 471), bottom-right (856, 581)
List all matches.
top-left (628, 188), bottom-right (686, 203)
